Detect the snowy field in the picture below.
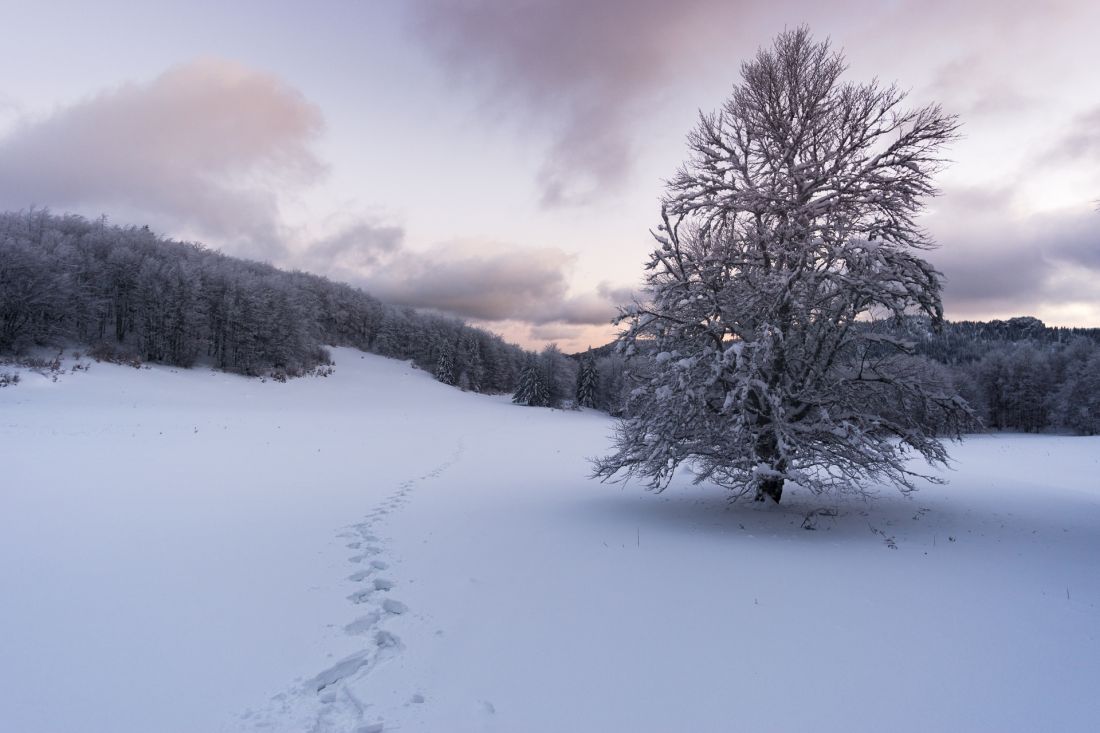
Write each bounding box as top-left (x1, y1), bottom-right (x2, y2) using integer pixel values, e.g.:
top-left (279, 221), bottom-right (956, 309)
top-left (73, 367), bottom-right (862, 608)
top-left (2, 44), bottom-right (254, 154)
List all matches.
top-left (2, 348), bottom-right (1098, 733)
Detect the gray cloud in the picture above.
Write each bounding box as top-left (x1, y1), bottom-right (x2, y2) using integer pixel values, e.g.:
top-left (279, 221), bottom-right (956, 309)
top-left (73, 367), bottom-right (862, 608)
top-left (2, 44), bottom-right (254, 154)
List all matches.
top-left (528, 323), bottom-right (585, 342)
top-left (0, 93), bottom-right (19, 124)
top-left (0, 58), bottom-right (324, 260)
top-left (299, 220), bottom-right (404, 274)
top-left (410, 0), bottom-right (1099, 210)
top-left (410, 0), bottom-right (724, 206)
top-left (1047, 105), bottom-right (1100, 165)
top-left (926, 186), bottom-right (1100, 316)
top-left (358, 243), bottom-right (620, 326)
top-left (597, 281), bottom-right (639, 308)
top-left (923, 55), bottom-right (1037, 118)
top-left (363, 245), bottom-right (572, 321)
top-left (550, 293), bottom-right (619, 326)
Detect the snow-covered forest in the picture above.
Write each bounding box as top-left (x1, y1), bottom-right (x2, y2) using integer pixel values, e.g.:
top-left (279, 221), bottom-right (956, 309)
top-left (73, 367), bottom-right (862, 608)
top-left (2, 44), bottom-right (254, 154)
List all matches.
top-left (3, 208), bottom-right (1098, 435)
top-left (593, 318), bottom-right (1100, 435)
top-left (0, 209), bottom-right (538, 391)
top-left (879, 316), bottom-right (1100, 435)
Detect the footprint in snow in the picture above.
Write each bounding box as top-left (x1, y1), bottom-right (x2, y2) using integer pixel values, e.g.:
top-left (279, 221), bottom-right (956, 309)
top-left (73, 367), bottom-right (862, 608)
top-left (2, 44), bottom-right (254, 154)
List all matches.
top-left (345, 612), bottom-right (382, 635)
top-left (290, 445), bottom-right (461, 728)
top-left (347, 588), bottom-right (373, 605)
top-left (349, 547), bottom-right (381, 562)
top-left (375, 630), bottom-right (401, 649)
top-left (311, 650), bottom-right (373, 693)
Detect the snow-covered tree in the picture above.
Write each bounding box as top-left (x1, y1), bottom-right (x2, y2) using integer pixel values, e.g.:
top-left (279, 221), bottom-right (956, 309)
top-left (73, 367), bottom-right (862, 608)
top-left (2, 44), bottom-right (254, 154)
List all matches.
top-left (575, 353), bottom-right (599, 408)
top-left (512, 359), bottom-right (550, 407)
top-left (539, 343), bottom-right (574, 408)
top-left (1053, 350), bottom-right (1100, 435)
top-left (973, 344), bottom-right (1053, 432)
top-left (0, 226), bottom-right (74, 352)
top-left (434, 347), bottom-right (456, 385)
top-left (594, 27), bottom-right (971, 503)
top-left (454, 331), bottom-right (484, 391)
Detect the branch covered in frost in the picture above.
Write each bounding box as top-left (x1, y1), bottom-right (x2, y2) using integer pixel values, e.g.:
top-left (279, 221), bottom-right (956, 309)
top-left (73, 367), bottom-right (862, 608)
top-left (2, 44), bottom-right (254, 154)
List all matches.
top-left (594, 27), bottom-right (972, 503)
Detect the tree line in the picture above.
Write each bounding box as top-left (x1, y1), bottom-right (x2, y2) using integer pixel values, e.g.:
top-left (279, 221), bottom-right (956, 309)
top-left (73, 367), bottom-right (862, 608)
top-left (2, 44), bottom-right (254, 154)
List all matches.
top-left (3, 209), bottom-right (1096, 435)
top-left (896, 316), bottom-right (1100, 435)
top-left (0, 209), bottom-right (533, 393)
top-left (585, 315), bottom-right (1100, 438)
top-left (0, 208), bottom-right (597, 406)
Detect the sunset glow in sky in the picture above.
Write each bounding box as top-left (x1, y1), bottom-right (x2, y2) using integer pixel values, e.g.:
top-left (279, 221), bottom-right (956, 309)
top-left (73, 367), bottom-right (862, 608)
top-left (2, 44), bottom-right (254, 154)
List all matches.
top-left (2, 0), bottom-right (1098, 350)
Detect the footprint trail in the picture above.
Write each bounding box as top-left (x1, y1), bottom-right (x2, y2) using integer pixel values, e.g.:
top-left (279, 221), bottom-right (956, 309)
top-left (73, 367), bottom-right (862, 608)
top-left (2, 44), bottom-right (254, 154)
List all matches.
top-left (241, 439), bottom-right (464, 732)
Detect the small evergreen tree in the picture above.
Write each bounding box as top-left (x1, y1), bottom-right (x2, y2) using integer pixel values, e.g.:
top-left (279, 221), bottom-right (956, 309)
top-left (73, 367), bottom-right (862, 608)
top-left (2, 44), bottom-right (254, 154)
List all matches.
top-left (434, 348), bottom-right (456, 385)
top-left (513, 360), bottom-right (549, 407)
top-left (454, 331), bottom-right (484, 391)
top-left (575, 353), bottom-right (599, 408)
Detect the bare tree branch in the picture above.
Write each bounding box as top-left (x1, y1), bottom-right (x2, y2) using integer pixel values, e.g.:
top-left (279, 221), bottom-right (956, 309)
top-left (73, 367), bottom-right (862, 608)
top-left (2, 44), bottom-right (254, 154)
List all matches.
top-left (594, 27), bottom-right (972, 504)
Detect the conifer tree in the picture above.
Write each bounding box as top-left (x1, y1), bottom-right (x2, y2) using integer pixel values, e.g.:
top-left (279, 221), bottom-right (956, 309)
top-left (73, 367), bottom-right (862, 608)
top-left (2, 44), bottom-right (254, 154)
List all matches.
top-left (513, 360), bottom-right (549, 407)
top-left (575, 354), bottom-right (599, 409)
top-left (434, 348), bottom-right (456, 386)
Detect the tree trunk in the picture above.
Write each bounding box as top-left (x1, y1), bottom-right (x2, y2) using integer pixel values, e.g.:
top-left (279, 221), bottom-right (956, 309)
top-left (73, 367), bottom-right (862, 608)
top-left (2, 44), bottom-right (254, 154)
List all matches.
top-left (755, 476), bottom-right (784, 503)
top-left (752, 428), bottom-right (785, 503)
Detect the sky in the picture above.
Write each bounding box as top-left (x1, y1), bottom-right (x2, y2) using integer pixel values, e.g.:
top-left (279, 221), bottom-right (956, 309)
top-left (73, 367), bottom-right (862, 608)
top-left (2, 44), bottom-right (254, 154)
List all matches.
top-left (0, 0), bottom-right (1098, 351)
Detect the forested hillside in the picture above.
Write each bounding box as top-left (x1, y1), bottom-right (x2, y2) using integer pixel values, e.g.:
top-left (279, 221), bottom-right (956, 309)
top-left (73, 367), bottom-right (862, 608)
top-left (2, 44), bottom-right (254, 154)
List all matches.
top-left (0, 209), bottom-right (531, 392)
top-left (586, 315), bottom-right (1100, 435)
top-left (894, 315), bottom-right (1100, 435)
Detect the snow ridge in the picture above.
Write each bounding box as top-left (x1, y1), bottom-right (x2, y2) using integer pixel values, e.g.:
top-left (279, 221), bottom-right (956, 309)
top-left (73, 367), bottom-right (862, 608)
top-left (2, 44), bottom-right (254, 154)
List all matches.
top-left (243, 440), bottom-right (465, 732)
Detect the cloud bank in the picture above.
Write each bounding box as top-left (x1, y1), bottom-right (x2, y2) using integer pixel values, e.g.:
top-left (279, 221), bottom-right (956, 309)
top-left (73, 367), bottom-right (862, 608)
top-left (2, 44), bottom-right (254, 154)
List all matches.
top-left (353, 240), bottom-right (622, 327)
top-left (929, 194), bottom-right (1100, 323)
top-left (410, 0), bottom-right (727, 206)
top-left (0, 58), bottom-right (324, 259)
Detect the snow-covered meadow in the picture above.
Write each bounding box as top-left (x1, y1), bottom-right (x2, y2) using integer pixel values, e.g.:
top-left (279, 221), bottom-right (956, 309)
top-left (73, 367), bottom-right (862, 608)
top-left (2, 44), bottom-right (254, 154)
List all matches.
top-left (2, 348), bottom-right (1098, 732)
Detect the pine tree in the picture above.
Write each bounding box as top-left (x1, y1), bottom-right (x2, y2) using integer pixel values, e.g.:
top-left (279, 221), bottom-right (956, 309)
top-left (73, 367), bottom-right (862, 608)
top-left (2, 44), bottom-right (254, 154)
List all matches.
top-left (454, 331), bottom-right (484, 391)
top-left (434, 347), bottom-right (456, 386)
top-left (512, 360), bottom-right (549, 407)
top-left (575, 354), bottom-right (599, 408)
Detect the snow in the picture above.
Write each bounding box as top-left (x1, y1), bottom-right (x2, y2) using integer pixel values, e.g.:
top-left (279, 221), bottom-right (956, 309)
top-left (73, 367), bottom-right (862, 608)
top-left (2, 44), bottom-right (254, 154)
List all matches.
top-left (2, 348), bottom-right (1099, 732)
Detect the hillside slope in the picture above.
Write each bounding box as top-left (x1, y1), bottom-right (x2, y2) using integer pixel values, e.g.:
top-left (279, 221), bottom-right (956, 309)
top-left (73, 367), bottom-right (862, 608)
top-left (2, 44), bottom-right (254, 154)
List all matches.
top-left (1, 349), bottom-right (1098, 732)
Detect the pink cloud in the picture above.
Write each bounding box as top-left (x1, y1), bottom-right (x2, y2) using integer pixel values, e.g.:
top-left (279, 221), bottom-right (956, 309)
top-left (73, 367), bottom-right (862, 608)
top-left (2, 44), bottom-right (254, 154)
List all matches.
top-left (0, 58), bottom-right (324, 259)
